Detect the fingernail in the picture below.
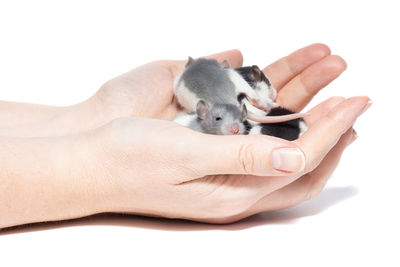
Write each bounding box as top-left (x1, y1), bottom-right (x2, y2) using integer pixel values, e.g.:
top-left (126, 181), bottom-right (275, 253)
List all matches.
top-left (272, 148), bottom-right (305, 172)
top-left (361, 100), bottom-right (372, 115)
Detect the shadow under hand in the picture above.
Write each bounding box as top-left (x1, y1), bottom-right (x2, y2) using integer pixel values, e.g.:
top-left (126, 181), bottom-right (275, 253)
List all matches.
top-left (0, 186), bottom-right (358, 235)
top-left (258, 185), bottom-right (359, 224)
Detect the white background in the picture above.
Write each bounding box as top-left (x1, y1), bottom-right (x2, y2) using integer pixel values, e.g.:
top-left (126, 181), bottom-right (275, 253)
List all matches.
top-left (0, 0), bottom-right (398, 266)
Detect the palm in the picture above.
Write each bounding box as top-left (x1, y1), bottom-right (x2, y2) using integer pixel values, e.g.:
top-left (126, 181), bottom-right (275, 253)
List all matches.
top-left (180, 94), bottom-right (348, 223)
top-left (95, 60), bottom-right (180, 120)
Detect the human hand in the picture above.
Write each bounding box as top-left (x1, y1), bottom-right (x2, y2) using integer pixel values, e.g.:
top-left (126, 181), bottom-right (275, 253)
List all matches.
top-left (0, 44), bottom-right (370, 228)
top-left (84, 43), bottom-right (361, 223)
top-left (0, 44), bottom-right (346, 137)
top-left (83, 95), bottom-right (369, 224)
top-left (0, 95), bottom-right (368, 229)
top-left (93, 43), bottom-right (345, 123)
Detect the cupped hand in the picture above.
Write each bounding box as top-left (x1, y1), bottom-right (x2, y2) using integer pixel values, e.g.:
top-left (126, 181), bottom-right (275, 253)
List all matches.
top-left (85, 44), bottom-right (367, 223)
top-left (86, 95), bottom-right (369, 224)
top-left (93, 43), bottom-right (345, 122)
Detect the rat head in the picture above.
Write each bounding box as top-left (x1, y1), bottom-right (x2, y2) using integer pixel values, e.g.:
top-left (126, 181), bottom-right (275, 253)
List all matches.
top-left (236, 65), bottom-right (277, 102)
top-left (196, 100), bottom-right (247, 135)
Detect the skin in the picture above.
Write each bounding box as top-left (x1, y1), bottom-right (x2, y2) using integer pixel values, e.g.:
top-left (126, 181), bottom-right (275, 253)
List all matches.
top-left (0, 44), bottom-right (370, 228)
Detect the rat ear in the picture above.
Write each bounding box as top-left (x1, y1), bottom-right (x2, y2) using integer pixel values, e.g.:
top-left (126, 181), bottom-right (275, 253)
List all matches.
top-left (240, 103), bottom-right (248, 121)
top-left (250, 65), bottom-right (262, 81)
top-left (185, 56), bottom-right (195, 67)
top-left (220, 59), bottom-right (231, 69)
top-left (196, 100), bottom-right (210, 120)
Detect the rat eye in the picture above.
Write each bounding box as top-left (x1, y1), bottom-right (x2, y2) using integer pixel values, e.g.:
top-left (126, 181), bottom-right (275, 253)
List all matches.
top-left (215, 117), bottom-right (222, 121)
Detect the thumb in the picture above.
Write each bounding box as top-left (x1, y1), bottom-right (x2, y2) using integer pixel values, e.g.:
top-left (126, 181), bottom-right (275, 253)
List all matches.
top-left (183, 133), bottom-right (306, 178)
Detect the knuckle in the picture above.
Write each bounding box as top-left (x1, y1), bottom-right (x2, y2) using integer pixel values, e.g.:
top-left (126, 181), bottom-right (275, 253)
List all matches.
top-left (215, 204), bottom-right (245, 218)
top-left (237, 144), bottom-right (256, 174)
top-left (305, 155), bottom-right (324, 174)
top-left (324, 96), bottom-right (346, 110)
top-left (203, 193), bottom-right (255, 219)
top-left (306, 187), bottom-right (321, 201)
top-left (305, 176), bottom-right (326, 200)
top-left (165, 60), bottom-right (183, 77)
top-left (328, 110), bottom-right (349, 126)
top-left (328, 96), bottom-right (346, 103)
top-left (205, 201), bottom-right (244, 218)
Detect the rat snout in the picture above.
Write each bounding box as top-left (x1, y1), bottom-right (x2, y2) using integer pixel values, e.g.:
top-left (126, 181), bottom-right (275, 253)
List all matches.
top-left (230, 123), bottom-right (239, 134)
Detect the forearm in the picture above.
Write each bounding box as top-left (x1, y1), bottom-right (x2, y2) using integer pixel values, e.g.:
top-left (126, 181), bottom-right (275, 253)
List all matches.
top-left (0, 100), bottom-right (67, 128)
top-left (0, 133), bottom-right (106, 229)
top-left (0, 96), bottom-right (111, 137)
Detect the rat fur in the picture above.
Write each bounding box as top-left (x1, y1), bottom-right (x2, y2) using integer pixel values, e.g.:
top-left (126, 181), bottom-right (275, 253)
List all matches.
top-left (174, 100), bottom-right (247, 135)
top-left (173, 57), bottom-right (307, 123)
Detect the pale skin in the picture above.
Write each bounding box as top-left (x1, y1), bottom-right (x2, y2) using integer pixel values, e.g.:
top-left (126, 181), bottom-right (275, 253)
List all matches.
top-left (0, 44), bottom-right (371, 228)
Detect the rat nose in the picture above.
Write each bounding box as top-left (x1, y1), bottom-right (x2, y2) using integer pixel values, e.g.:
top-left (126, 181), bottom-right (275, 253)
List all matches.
top-left (230, 124), bottom-right (239, 134)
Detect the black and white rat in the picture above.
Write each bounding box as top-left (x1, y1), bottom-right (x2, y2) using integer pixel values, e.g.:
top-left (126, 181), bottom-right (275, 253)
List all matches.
top-left (246, 107), bottom-right (308, 141)
top-left (174, 100), bottom-right (247, 135)
top-left (235, 65), bottom-right (308, 140)
top-left (235, 64), bottom-right (277, 109)
top-left (173, 57), bottom-right (306, 123)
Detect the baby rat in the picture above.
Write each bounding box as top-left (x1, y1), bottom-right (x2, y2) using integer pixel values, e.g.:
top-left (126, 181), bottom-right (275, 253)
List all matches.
top-left (236, 64), bottom-right (308, 140)
top-left (174, 100), bottom-right (247, 135)
top-left (235, 65), bottom-right (278, 112)
top-left (247, 107), bottom-right (308, 140)
top-left (173, 57), bottom-right (307, 123)
top-left (174, 57), bottom-right (238, 108)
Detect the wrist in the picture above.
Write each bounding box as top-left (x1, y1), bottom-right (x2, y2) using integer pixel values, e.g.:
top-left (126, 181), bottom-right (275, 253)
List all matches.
top-left (70, 124), bottom-right (131, 215)
top-left (80, 119), bottom-right (150, 216)
top-left (0, 134), bottom-right (106, 228)
top-left (60, 128), bottom-right (118, 216)
top-left (39, 96), bottom-right (111, 136)
top-left (0, 96), bottom-right (113, 138)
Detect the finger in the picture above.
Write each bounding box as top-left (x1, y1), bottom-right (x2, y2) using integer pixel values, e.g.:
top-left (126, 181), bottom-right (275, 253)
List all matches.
top-left (305, 96), bottom-right (345, 126)
top-left (196, 97), bottom-right (365, 205)
top-left (177, 132), bottom-right (306, 181)
top-left (174, 97), bottom-right (350, 182)
top-left (244, 127), bottom-right (355, 216)
top-left (276, 55), bottom-right (347, 112)
top-left (191, 127), bottom-right (356, 224)
top-left (263, 43), bottom-right (331, 90)
top-left (295, 96), bottom-right (370, 173)
top-left (209, 97), bottom-right (348, 196)
top-left (296, 128), bottom-right (356, 200)
top-left (170, 49), bottom-right (243, 76)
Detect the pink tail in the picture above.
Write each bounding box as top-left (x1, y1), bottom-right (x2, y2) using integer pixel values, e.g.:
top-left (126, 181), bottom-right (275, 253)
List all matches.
top-left (247, 111), bottom-right (308, 123)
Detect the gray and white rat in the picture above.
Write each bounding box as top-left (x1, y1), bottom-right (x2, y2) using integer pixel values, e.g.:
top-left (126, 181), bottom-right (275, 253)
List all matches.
top-left (173, 57), bottom-right (307, 123)
top-left (174, 100), bottom-right (247, 135)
